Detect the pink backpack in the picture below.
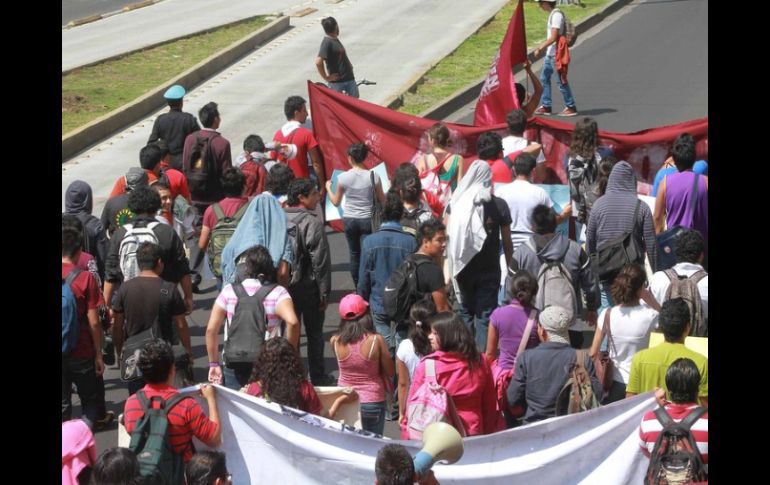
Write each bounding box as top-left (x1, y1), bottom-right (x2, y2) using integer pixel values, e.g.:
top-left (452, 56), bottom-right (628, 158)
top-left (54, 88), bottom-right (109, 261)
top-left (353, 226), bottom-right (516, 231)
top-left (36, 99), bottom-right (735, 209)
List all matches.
top-left (405, 359), bottom-right (467, 440)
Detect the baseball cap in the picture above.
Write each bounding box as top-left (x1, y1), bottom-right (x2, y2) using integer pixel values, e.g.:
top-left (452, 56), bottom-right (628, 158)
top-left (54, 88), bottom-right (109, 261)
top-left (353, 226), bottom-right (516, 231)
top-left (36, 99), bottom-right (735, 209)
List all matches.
top-left (163, 84), bottom-right (186, 100)
top-left (124, 167), bottom-right (149, 191)
top-left (338, 294), bottom-right (369, 320)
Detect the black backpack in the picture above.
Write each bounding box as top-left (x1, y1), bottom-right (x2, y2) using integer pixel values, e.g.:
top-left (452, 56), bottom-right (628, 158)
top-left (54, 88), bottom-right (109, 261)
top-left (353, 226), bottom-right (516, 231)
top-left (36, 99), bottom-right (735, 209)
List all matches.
top-left (400, 208), bottom-right (428, 238)
top-left (128, 391), bottom-right (187, 485)
top-left (223, 282), bottom-right (276, 364)
top-left (590, 201), bottom-right (644, 282)
top-left (286, 211), bottom-right (312, 287)
top-left (644, 406), bottom-right (708, 485)
top-left (568, 154), bottom-right (599, 224)
top-left (184, 132), bottom-right (222, 201)
top-left (383, 254), bottom-right (430, 324)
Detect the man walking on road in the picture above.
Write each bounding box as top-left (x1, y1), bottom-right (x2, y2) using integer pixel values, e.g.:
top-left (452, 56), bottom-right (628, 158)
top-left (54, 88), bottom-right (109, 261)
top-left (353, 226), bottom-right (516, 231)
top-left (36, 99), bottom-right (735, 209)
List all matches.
top-left (533, 0), bottom-right (578, 117)
top-left (315, 17), bottom-right (358, 98)
top-left (148, 85), bottom-right (200, 170)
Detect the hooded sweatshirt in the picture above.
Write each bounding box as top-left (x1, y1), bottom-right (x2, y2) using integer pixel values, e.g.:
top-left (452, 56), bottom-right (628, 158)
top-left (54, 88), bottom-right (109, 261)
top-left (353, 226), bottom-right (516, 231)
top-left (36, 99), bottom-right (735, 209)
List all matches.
top-left (407, 350), bottom-right (498, 436)
top-left (586, 161), bottom-right (658, 272)
top-left (64, 180), bottom-right (108, 280)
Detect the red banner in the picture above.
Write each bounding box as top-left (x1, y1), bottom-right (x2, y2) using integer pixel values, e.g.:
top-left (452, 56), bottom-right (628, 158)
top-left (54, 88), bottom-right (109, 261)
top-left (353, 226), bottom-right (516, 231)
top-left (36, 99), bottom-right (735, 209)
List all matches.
top-left (473, 0), bottom-right (527, 126)
top-left (308, 80), bottom-right (708, 191)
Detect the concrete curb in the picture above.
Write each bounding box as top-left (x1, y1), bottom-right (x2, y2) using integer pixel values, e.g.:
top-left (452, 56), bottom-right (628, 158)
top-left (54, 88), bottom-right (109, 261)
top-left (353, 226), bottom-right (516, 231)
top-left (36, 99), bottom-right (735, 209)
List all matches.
top-left (62, 15), bottom-right (290, 162)
top-left (64, 0), bottom-right (163, 29)
top-left (418, 0), bottom-right (635, 121)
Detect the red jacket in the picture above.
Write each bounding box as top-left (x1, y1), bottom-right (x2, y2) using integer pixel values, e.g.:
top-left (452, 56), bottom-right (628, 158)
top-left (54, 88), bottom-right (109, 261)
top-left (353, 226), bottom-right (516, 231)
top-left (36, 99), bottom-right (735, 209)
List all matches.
top-left (408, 351), bottom-right (499, 436)
top-left (556, 36), bottom-right (570, 84)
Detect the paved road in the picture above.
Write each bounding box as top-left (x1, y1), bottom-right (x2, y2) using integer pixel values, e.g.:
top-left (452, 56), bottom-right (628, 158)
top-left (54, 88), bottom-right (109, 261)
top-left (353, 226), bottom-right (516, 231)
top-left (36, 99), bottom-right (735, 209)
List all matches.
top-left (446, 0), bottom-right (708, 133)
top-left (62, 0), bottom-right (145, 27)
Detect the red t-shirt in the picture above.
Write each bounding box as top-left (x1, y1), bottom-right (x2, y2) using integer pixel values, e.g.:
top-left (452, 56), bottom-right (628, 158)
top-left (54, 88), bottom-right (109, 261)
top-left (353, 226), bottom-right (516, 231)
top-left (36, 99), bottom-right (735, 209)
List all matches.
top-left (273, 124), bottom-right (319, 179)
top-left (109, 170), bottom-right (159, 197)
top-left (124, 383), bottom-right (219, 462)
top-left (159, 163), bottom-right (192, 202)
top-left (240, 159), bottom-right (266, 198)
top-left (488, 159), bottom-right (513, 184)
top-left (202, 197), bottom-right (249, 230)
top-left (62, 262), bottom-right (104, 358)
top-left (245, 380), bottom-right (323, 415)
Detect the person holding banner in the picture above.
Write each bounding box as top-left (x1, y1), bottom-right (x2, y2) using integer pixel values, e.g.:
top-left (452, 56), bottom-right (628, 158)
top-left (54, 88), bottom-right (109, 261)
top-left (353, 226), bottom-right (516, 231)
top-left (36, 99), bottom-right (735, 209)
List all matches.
top-left (533, 0), bottom-right (578, 117)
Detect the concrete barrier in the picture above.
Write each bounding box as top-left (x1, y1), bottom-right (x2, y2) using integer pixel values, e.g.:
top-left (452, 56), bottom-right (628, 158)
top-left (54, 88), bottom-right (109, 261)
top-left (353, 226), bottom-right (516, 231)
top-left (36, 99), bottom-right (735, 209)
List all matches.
top-left (418, 0), bottom-right (634, 121)
top-left (62, 15), bottom-right (290, 162)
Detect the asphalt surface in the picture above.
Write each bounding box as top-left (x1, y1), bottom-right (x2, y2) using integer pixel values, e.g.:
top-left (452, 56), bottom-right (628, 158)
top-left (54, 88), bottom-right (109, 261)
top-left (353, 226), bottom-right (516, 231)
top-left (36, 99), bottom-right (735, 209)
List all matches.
top-left (62, 0), bottom-right (146, 27)
top-left (446, 0), bottom-right (708, 133)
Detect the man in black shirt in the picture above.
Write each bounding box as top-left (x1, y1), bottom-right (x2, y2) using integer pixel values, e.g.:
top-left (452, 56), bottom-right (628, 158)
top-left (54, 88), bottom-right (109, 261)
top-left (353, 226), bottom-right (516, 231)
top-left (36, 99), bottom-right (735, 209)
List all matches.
top-left (315, 17), bottom-right (358, 98)
top-left (413, 219), bottom-right (451, 312)
top-left (147, 85), bottom-right (200, 170)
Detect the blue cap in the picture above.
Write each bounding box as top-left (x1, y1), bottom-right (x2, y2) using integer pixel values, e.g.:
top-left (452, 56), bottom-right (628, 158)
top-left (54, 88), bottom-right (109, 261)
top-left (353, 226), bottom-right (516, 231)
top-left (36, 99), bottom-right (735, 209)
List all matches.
top-left (693, 160), bottom-right (708, 175)
top-left (163, 85), bottom-right (186, 100)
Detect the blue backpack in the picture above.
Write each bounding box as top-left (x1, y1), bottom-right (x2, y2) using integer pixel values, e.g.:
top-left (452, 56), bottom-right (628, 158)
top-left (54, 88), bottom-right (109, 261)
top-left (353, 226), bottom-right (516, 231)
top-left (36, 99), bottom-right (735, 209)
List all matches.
top-left (62, 269), bottom-right (82, 355)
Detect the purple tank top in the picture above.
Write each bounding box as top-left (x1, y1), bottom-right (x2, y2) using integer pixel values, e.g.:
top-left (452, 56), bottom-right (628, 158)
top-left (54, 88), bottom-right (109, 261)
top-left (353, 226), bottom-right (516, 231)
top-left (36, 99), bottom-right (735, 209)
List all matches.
top-left (665, 171), bottom-right (708, 248)
top-left (336, 335), bottom-right (384, 403)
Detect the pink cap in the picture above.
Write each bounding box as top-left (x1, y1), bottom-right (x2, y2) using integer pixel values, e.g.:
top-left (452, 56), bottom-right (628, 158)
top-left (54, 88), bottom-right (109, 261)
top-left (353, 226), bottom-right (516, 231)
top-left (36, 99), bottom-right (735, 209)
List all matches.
top-left (338, 294), bottom-right (369, 320)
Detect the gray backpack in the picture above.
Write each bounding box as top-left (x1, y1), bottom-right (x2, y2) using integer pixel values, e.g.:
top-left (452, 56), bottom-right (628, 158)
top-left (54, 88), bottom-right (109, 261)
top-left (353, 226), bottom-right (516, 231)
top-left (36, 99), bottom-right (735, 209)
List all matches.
top-left (664, 269), bottom-right (707, 337)
top-left (119, 222), bottom-right (160, 281)
top-left (223, 282), bottom-right (276, 364)
top-left (526, 239), bottom-right (578, 324)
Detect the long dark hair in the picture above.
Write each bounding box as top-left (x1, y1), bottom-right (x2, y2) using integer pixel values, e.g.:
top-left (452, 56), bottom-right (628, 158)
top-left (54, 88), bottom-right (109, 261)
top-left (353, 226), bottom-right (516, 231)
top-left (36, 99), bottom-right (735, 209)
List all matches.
top-left (336, 312), bottom-right (375, 345)
top-left (569, 117), bottom-right (599, 159)
top-left (408, 296), bottom-right (436, 357)
top-left (428, 312), bottom-right (482, 369)
top-left (249, 337), bottom-right (306, 409)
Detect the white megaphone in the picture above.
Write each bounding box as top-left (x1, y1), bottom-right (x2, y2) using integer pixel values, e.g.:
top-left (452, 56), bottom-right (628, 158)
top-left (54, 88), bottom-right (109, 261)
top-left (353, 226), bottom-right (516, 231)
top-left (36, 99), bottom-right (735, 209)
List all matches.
top-left (413, 422), bottom-right (464, 478)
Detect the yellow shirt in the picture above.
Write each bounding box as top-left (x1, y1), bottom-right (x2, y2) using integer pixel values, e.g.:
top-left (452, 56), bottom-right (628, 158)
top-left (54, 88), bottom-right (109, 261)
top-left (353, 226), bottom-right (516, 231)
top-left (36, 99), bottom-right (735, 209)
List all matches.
top-left (626, 341), bottom-right (708, 398)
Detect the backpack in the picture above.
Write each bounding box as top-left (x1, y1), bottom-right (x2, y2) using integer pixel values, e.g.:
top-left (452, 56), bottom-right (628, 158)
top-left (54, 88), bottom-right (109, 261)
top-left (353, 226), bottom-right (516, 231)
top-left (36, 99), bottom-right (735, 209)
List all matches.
top-left (644, 406), bottom-right (708, 485)
top-left (555, 350), bottom-right (600, 416)
top-left (128, 390), bottom-right (187, 485)
top-left (664, 269), bottom-right (707, 337)
top-left (207, 203), bottom-right (248, 278)
top-left (590, 201), bottom-right (644, 282)
top-left (405, 359), bottom-right (467, 440)
top-left (184, 132), bottom-right (221, 201)
top-left (119, 221), bottom-right (160, 281)
top-left (400, 206), bottom-right (429, 237)
top-left (383, 254), bottom-right (431, 324)
top-left (223, 282), bottom-right (276, 364)
top-left (553, 8), bottom-right (577, 46)
top-left (286, 211), bottom-right (312, 287)
top-left (62, 269), bottom-right (82, 355)
top-left (526, 239), bottom-right (578, 324)
top-left (567, 154), bottom-right (598, 224)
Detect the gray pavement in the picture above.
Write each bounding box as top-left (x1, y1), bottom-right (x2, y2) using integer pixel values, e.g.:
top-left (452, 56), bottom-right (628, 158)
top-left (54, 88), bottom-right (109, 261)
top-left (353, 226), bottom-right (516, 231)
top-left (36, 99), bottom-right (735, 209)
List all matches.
top-left (62, 0), bottom-right (508, 215)
top-left (62, 0), bottom-right (147, 27)
top-left (446, 0), bottom-right (708, 132)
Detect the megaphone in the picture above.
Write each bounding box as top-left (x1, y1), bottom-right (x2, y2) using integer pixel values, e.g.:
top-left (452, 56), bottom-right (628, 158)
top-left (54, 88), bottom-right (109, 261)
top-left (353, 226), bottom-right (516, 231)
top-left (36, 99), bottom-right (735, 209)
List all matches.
top-left (413, 422), bottom-right (464, 478)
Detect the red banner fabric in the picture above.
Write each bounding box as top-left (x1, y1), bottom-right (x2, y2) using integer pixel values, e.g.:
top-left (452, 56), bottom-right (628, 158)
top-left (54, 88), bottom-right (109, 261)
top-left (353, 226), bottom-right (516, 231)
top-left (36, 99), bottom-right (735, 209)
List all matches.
top-left (473, 0), bottom-right (527, 126)
top-left (308, 80), bottom-right (707, 193)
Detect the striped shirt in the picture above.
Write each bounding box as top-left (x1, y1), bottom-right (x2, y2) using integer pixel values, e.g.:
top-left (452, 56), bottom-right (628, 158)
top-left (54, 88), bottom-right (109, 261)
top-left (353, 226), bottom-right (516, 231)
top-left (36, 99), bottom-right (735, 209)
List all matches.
top-left (124, 384), bottom-right (219, 462)
top-left (639, 403), bottom-right (708, 463)
top-left (215, 279), bottom-right (291, 340)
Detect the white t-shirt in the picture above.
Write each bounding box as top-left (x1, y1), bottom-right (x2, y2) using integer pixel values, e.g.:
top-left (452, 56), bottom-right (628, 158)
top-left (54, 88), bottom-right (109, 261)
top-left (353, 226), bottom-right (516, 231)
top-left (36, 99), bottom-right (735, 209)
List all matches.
top-left (338, 168), bottom-right (380, 219)
top-left (546, 10), bottom-right (565, 57)
top-left (649, 263), bottom-right (708, 320)
top-left (396, 339), bottom-right (422, 381)
top-left (598, 305), bottom-right (660, 384)
top-left (502, 135), bottom-right (546, 164)
top-left (495, 180), bottom-right (552, 250)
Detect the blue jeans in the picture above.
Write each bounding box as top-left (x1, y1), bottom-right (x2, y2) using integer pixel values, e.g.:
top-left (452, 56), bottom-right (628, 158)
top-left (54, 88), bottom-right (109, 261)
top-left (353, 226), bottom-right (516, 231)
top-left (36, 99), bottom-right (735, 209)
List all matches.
top-left (540, 56), bottom-right (576, 109)
top-left (360, 401), bottom-right (386, 435)
top-left (343, 217), bottom-right (372, 287)
top-left (329, 79), bottom-right (359, 98)
top-left (599, 281), bottom-right (614, 352)
top-left (223, 363), bottom-right (253, 391)
top-left (457, 271), bottom-right (500, 352)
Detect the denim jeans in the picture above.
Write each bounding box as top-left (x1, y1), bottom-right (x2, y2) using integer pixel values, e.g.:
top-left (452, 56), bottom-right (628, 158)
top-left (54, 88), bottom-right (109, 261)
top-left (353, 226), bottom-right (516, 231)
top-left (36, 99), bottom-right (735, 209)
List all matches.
top-left (343, 217), bottom-right (372, 287)
top-left (329, 79), bottom-right (360, 98)
top-left (291, 284), bottom-right (326, 383)
top-left (62, 356), bottom-right (105, 423)
top-left (599, 280), bottom-right (615, 352)
top-left (457, 271), bottom-right (501, 352)
top-left (540, 56), bottom-right (576, 109)
top-left (223, 363), bottom-right (253, 391)
top-left (360, 401), bottom-right (386, 435)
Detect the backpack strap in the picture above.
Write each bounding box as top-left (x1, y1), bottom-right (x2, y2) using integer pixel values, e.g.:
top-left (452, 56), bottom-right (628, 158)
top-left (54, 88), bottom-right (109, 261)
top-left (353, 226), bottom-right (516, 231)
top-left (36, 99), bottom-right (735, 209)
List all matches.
top-left (653, 406), bottom-right (675, 427)
top-left (679, 406), bottom-right (707, 431)
top-left (160, 393), bottom-right (190, 415)
top-left (690, 269), bottom-right (707, 284)
top-left (603, 307), bottom-right (616, 356)
top-left (64, 268), bottom-right (82, 286)
top-left (231, 202), bottom-right (249, 221)
top-left (212, 203), bottom-right (225, 222)
top-left (516, 309), bottom-right (538, 359)
top-left (425, 358), bottom-right (437, 385)
top-left (232, 282), bottom-right (247, 299)
top-left (663, 268), bottom-right (678, 282)
top-left (689, 173), bottom-right (700, 215)
top-left (367, 334), bottom-right (378, 360)
top-left (254, 282), bottom-right (277, 302)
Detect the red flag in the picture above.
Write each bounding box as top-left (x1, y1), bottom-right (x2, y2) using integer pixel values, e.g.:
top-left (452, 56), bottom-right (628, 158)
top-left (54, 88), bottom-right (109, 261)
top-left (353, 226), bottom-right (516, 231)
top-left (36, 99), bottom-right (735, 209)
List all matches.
top-left (473, 0), bottom-right (528, 126)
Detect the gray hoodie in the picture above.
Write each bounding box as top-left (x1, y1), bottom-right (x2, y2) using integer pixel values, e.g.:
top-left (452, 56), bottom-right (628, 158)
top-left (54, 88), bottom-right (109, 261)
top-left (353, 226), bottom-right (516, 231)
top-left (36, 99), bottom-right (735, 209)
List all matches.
top-left (284, 207), bottom-right (331, 298)
top-left (64, 180), bottom-right (108, 279)
top-left (585, 161), bottom-right (658, 273)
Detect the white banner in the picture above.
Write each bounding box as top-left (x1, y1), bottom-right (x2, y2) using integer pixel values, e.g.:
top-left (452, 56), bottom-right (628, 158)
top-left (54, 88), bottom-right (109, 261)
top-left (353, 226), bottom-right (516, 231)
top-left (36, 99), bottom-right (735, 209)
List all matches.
top-left (178, 386), bottom-right (656, 484)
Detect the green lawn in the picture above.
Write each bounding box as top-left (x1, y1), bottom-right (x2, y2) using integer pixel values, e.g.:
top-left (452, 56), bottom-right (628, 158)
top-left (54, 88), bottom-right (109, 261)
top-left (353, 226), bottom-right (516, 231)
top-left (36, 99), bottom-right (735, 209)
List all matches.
top-left (397, 0), bottom-right (612, 116)
top-left (62, 16), bottom-right (270, 135)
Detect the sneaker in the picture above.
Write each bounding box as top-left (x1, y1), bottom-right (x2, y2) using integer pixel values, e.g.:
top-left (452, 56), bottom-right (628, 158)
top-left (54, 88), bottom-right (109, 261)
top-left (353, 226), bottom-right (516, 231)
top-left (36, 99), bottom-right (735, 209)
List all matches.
top-left (94, 410), bottom-right (115, 431)
top-left (559, 106), bottom-right (578, 117)
top-left (534, 105), bottom-right (552, 116)
top-left (191, 271), bottom-right (203, 294)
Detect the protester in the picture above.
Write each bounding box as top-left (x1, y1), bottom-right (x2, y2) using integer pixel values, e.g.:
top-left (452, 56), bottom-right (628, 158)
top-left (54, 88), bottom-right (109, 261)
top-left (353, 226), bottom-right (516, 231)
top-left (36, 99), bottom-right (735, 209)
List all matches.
top-left (147, 84), bottom-right (200, 170)
top-left (533, 0), bottom-right (578, 117)
top-left (316, 16), bottom-right (358, 97)
top-left (184, 450), bottom-right (231, 485)
top-left (91, 447), bottom-right (142, 485)
top-left (273, 95), bottom-right (324, 188)
top-left (417, 123), bottom-right (464, 191)
top-left (375, 444), bottom-right (439, 485)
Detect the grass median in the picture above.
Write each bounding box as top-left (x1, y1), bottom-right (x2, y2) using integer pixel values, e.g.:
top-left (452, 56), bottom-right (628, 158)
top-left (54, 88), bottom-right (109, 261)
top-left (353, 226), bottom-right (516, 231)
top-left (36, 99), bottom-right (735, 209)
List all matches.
top-left (62, 16), bottom-right (270, 136)
top-left (397, 0), bottom-right (612, 116)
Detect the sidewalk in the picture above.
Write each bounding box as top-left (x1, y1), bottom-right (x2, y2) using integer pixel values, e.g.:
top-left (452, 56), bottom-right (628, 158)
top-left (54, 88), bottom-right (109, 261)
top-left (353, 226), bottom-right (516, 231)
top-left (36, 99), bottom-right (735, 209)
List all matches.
top-left (62, 0), bottom-right (509, 215)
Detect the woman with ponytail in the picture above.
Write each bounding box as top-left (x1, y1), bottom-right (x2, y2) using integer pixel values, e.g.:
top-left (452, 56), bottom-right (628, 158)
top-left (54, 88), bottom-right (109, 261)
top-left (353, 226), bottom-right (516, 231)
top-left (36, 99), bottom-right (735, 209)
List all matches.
top-left (589, 263), bottom-right (660, 403)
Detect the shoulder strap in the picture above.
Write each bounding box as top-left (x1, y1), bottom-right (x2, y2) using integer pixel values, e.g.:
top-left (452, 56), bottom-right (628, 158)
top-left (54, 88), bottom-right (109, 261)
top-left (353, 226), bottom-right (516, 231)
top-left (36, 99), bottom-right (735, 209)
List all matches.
top-left (664, 268), bottom-right (678, 282)
top-left (136, 390), bottom-right (150, 412)
top-left (254, 282), bottom-right (277, 302)
top-left (516, 309), bottom-right (537, 359)
top-left (689, 173), bottom-right (700, 214)
top-left (367, 334), bottom-right (378, 359)
top-left (425, 358), bottom-right (437, 383)
top-left (604, 307), bottom-right (616, 355)
top-left (503, 154), bottom-right (515, 171)
top-left (690, 269), bottom-right (707, 284)
top-left (64, 268), bottom-right (82, 286)
top-left (232, 283), bottom-right (247, 299)
top-left (212, 203), bottom-right (225, 221)
top-left (161, 393), bottom-right (189, 414)
top-left (653, 406), bottom-right (675, 427)
top-left (632, 199), bottom-right (641, 226)
top-left (232, 202), bottom-right (249, 221)
top-left (370, 171), bottom-right (378, 204)
top-left (679, 406), bottom-right (707, 430)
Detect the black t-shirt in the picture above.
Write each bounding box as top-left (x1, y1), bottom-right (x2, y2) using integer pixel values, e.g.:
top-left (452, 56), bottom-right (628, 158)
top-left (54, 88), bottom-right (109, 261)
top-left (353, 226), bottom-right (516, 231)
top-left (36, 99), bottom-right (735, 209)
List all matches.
top-left (318, 36), bottom-right (355, 82)
top-left (100, 193), bottom-right (132, 236)
top-left (458, 195), bottom-right (512, 277)
top-left (412, 254), bottom-right (445, 295)
top-left (113, 276), bottom-right (186, 343)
